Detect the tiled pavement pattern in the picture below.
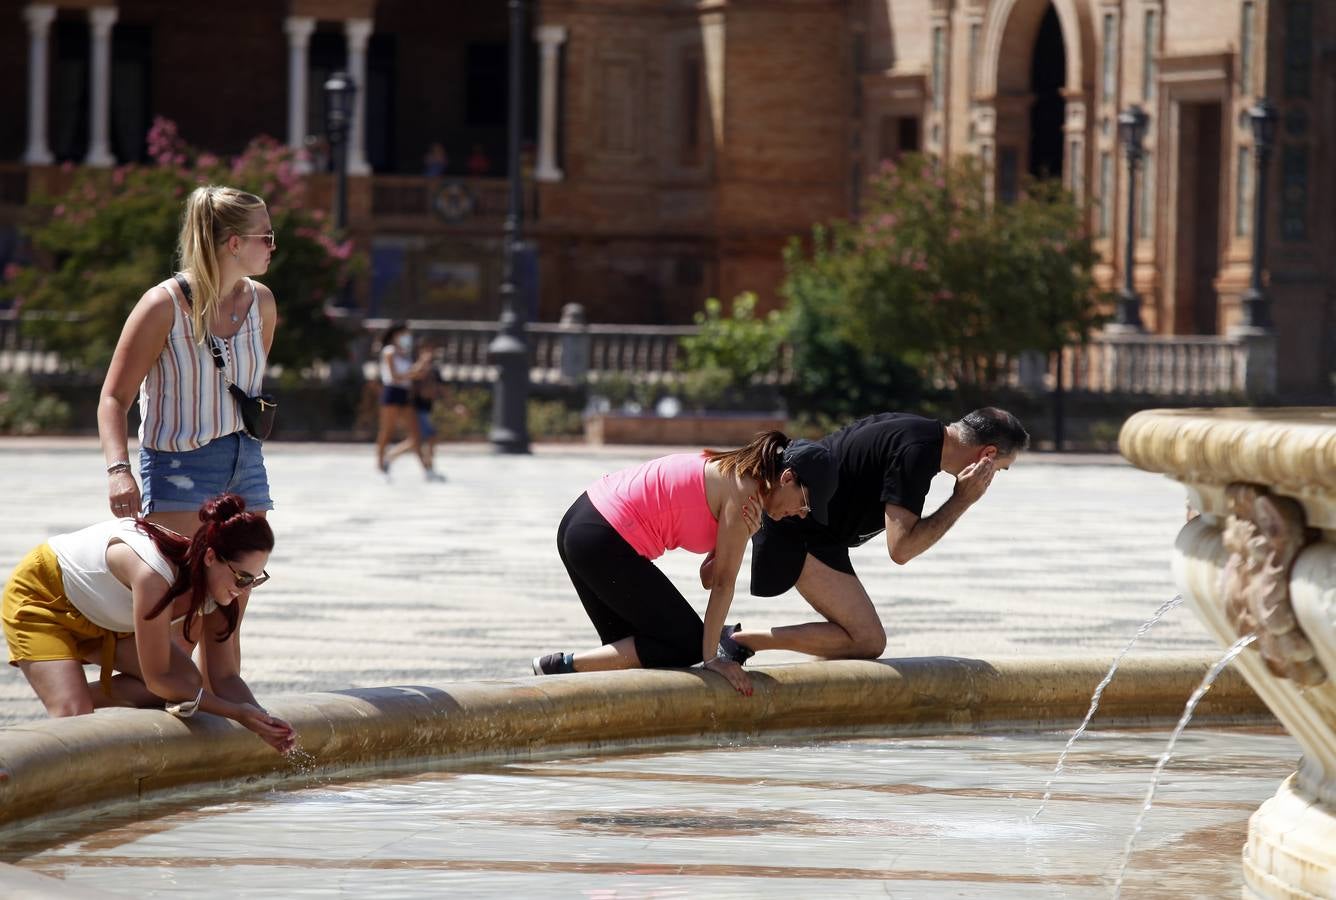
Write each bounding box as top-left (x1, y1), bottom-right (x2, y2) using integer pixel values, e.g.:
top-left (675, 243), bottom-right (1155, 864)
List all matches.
top-left (0, 438), bottom-right (1214, 727)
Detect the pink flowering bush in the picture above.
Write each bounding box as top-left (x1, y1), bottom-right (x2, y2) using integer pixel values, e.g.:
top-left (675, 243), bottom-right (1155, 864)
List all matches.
top-left (2, 117), bottom-right (362, 371)
top-left (782, 154), bottom-right (1105, 398)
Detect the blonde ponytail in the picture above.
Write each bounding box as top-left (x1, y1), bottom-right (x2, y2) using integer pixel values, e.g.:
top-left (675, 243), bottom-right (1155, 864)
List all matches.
top-left (176, 185), bottom-right (266, 344)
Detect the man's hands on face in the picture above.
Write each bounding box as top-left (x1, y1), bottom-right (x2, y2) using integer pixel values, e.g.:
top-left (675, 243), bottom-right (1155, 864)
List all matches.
top-left (953, 454), bottom-right (996, 505)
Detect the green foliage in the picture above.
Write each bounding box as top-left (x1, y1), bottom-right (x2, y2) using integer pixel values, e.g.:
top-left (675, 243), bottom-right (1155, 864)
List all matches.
top-left (527, 398), bottom-right (585, 439)
top-left (2, 118), bottom-right (362, 372)
top-left (782, 154), bottom-right (1106, 397)
top-left (681, 293), bottom-right (785, 383)
top-left (678, 293), bottom-right (787, 411)
top-left (0, 374), bottom-right (72, 434)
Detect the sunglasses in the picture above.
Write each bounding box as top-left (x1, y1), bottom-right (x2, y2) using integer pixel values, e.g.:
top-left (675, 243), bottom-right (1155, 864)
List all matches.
top-left (238, 231), bottom-right (277, 249)
top-left (224, 559), bottom-right (271, 589)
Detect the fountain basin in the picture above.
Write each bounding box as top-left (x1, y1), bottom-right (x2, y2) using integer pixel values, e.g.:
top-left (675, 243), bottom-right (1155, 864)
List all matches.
top-left (1122, 406), bottom-right (1336, 899)
top-left (1, 655), bottom-right (1269, 895)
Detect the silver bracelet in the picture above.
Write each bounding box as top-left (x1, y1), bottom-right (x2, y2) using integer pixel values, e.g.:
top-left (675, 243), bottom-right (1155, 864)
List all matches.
top-left (166, 687), bottom-right (204, 718)
top-left (106, 461), bottom-right (132, 476)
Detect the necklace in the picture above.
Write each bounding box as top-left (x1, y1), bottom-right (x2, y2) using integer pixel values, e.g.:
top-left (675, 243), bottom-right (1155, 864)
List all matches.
top-left (225, 283), bottom-right (242, 323)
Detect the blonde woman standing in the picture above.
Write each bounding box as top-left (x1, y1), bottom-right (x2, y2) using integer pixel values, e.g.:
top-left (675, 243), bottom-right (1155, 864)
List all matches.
top-left (98, 186), bottom-right (278, 537)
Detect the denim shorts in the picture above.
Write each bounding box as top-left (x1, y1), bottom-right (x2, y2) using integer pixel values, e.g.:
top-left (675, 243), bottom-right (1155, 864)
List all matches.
top-left (139, 432), bottom-right (274, 514)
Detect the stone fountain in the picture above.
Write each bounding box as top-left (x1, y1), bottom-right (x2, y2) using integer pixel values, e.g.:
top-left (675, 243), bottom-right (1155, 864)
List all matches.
top-left (1122, 407), bottom-right (1336, 899)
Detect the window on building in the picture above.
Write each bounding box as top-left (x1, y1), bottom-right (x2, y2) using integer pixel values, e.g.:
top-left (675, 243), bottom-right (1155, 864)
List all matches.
top-left (1235, 146), bottom-right (1252, 237)
top-left (932, 26), bottom-right (945, 111)
top-left (1068, 138), bottom-right (1084, 201)
top-left (1281, 145), bottom-right (1308, 241)
top-left (1143, 10), bottom-right (1159, 102)
top-left (1284, 1), bottom-right (1312, 99)
top-left (111, 24), bottom-right (152, 163)
top-left (968, 23), bottom-right (980, 106)
top-left (51, 20), bottom-right (89, 162)
top-left (680, 53), bottom-right (704, 167)
top-left (1102, 14), bottom-right (1117, 104)
top-left (1139, 156), bottom-right (1154, 239)
top-left (1240, 1), bottom-right (1255, 95)
top-left (1099, 150), bottom-right (1112, 236)
top-left (466, 43), bottom-right (508, 128)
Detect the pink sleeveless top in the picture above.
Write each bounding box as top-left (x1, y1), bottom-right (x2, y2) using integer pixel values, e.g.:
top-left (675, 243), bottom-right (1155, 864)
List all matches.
top-left (586, 452), bottom-right (719, 560)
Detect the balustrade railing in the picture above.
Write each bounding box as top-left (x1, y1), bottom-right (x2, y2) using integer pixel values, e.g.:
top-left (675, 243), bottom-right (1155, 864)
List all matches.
top-left (1056, 335), bottom-right (1250, 397)
top-left (0, 305), bottom-right (1264, 401)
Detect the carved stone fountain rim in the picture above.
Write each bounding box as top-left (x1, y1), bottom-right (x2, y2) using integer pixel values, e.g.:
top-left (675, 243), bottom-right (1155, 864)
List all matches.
top-left (1120, 407), bottom-right (1336, 527)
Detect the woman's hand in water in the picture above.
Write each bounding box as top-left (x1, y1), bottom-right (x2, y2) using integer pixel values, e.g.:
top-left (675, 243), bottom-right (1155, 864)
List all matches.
top-left (238, 705), bottom-right (297, 753)
top-left (704, 656), bottom-right (753, 697)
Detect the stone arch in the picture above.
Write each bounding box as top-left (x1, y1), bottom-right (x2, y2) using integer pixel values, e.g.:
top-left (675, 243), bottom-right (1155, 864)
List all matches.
top-left (977, 0), bottom-right (1092, 99)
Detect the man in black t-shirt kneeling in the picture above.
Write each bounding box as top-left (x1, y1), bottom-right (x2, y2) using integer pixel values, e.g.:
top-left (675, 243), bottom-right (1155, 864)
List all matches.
top-left (724, 407), bottom-right (1029, 662)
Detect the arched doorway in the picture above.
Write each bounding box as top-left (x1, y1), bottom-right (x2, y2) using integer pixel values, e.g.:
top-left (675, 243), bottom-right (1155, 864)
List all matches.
top-left (1029, 5), bottom-right (1065, 180)
top-left (977, 0), bottom-right (1092, 204)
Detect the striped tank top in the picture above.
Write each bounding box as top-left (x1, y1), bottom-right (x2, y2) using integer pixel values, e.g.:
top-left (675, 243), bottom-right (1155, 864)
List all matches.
top-left (138, 276), bottom-right (267, 452)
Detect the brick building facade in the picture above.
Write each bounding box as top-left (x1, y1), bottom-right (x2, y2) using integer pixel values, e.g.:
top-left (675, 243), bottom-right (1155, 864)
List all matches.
top-left (1, 0), bottom-right (1332, 395)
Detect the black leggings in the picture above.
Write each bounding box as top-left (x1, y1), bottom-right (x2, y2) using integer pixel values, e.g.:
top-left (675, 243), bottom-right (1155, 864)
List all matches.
top-left (556, 493), bottom-right (704, 669)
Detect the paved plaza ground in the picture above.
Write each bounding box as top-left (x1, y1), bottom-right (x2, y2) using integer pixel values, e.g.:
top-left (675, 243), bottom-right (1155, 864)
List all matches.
top-left (0, 436), bottom-right (1216, 727)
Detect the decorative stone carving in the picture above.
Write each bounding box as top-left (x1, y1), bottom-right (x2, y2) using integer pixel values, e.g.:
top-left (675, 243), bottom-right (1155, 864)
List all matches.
top-left (1122, 407), bottom-right (1336, 899)
top-left (1221, 483), bottom-right (1325, 685)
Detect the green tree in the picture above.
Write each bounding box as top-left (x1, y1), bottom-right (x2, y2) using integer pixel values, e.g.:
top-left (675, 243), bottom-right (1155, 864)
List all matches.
top-left (678, 292), bottom-right (787, 411)
top-left (2, 117), bottom-right (361, 373)
top-left (783, 154), bottom-right (1105, 398)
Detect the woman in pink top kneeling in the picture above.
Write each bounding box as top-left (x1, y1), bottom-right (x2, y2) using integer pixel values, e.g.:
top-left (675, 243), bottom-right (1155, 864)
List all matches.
top-left (533, 432), bottom-right (836, 696)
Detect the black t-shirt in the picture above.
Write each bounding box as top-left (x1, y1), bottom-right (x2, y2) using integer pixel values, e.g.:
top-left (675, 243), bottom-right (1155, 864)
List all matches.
top-left (818, 413), bottom-right (944, 547)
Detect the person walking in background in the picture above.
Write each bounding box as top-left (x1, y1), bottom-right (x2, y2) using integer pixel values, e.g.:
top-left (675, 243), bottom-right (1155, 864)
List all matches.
top-left (98, 185), bottom-right (278, 537)
top-left (724, 408), bottom-right (1028, 665)
top-left (412, 368), bottom-right (446, 482)
top-left (532, 432), bottom-right (837, 697)
top-left (375, 322), bottom-right (436, 479)
top-left (2, 493), bottom-right (295, 753)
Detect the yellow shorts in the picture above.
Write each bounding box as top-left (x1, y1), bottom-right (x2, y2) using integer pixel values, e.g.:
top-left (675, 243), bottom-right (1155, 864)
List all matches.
top-left (3, 543), bottom-right (129, 692)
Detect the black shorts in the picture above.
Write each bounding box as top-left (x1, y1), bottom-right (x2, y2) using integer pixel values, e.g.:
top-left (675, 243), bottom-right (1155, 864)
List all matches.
top-left (380, 384), bottom-right (411, 406)
top-left (749, 518), bottom-right (857, 597)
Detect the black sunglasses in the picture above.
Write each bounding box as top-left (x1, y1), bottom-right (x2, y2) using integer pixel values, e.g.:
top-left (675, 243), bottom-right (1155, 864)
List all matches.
top-left (224, 559), bottom-right (270, 589)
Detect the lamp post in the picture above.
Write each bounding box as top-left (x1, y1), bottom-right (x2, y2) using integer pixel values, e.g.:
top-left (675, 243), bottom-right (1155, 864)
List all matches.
top-left (323, 71), bottom-right (356, 311)
top-left (1240, 98), bottom-right (1278, 332)
top-left (1112, 104), bottom-right (1149, 331)
top-left (323, 71), bottom-right (355, 236)
top-left (487, 0), bottom-right (532, 453)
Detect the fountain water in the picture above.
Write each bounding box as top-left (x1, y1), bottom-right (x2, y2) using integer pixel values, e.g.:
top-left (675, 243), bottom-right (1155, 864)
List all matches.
top-left (1112, 632), bottom-right (1258, 897)
top-left (1031, 593), bottom-right (1185, 821)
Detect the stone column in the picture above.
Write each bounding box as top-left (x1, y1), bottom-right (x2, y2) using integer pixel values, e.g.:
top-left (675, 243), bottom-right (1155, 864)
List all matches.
top-left (344, 18), bottom-right (373, 176)
top-left (284, 16), bottom-right (316, 171)
top-left (84, 6), bottom-right (119, 167)
top-left (22, 3), bottom-right (57, 166)
top-left (533, 24), bottom-right (567, 182)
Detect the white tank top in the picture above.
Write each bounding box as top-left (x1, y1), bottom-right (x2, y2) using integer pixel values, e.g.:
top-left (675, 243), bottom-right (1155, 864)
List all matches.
top-left (47, 519), bottom-right (180, 632)
top-left (380, 345), bottom-right (413, 387)
top-left (137, 276), bottom-right (267, 452)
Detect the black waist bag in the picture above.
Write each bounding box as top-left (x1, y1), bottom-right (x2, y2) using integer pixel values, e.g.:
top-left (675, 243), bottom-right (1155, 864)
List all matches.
top-left (173, 274), bottom-right (278, 441)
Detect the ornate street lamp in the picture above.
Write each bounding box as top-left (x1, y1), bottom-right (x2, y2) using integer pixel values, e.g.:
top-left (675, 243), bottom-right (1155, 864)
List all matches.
top-left (1240, 98), bottom-right (1278, 332)
top-left (487, 0), bottom-right (532, 453)
top-left (1112, 104), bottom-right (1149, 331)
top-left (323, 71), bottom-right (356, 236)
